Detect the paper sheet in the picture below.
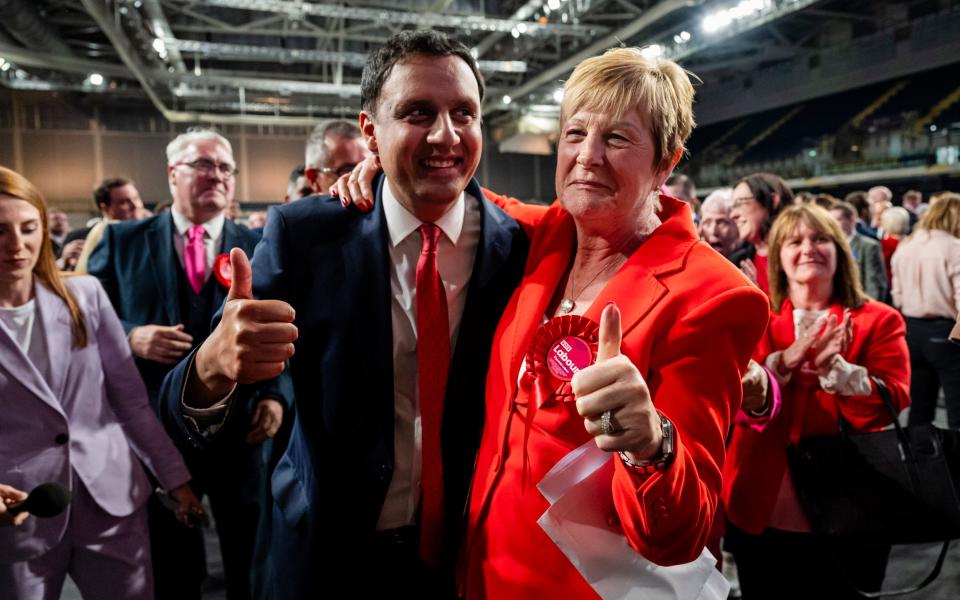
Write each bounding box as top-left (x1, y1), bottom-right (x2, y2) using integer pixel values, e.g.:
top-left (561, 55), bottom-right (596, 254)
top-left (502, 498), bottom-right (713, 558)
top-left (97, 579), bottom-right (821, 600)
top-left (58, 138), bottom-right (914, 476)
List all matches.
top-left (537, 441), bottom-right (730, 600)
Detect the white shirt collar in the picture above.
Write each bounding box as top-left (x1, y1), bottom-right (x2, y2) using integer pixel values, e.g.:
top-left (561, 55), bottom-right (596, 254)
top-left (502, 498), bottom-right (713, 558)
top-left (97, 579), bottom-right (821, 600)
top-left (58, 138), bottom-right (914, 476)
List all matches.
top-left (171, 206), bottom-right (226, 240)
top-left (382, 178), bottom-right (466, 248)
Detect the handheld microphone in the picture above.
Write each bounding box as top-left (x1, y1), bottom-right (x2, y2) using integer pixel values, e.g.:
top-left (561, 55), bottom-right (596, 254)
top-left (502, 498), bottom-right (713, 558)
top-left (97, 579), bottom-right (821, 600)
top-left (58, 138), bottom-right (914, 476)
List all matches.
top-left (7, 483), bottom-right (71, 518)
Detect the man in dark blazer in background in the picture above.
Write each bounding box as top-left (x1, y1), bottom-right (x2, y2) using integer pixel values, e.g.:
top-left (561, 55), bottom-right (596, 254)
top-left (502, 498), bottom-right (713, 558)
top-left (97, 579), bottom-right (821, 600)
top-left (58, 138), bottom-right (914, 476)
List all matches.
top-left (88, 128), bottom-right (280, 600)
top-left (829, 200), bottom-right (890, 300)
top-left (158, 31), bottom-right (529, 598)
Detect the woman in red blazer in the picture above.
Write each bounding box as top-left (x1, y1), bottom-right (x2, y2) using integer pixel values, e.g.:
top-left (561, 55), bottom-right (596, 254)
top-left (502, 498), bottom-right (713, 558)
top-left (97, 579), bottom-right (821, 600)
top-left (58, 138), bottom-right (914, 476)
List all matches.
top-left (723, 204), bottom-right (910, 598)
top-left (459, 49), bottom-right (769, 599)
top-left (335, 48), bottom-right (769, 599)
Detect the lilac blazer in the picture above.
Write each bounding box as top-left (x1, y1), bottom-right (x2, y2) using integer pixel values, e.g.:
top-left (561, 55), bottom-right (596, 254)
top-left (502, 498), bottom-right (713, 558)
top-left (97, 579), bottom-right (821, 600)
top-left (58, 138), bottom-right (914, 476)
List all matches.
top-left (0, 276), bottom-right (191, 563)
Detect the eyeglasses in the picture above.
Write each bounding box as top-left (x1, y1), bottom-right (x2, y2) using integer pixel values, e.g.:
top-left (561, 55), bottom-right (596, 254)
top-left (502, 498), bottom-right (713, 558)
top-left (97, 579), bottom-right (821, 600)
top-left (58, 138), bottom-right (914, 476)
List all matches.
top-left (319, 163), bottom-right (359, 178)
top-left (176, 159), bottom-right (239, 178)
top-left (731, 195), bottom-right (758, 210)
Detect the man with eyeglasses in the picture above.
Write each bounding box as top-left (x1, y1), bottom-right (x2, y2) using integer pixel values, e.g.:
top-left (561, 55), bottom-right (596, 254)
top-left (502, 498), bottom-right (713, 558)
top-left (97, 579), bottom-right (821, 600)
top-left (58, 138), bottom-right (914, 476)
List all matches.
top-left (303, 119), bottom-right (369, 194)
top-left (88, 128), bottom-right (282, 600)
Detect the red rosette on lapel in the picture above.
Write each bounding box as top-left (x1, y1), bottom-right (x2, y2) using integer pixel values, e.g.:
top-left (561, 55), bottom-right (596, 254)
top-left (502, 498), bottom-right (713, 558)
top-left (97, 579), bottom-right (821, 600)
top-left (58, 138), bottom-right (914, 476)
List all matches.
top-left (517, 314), bottom-right (598, 487)
top-left (213, 253), bottom-right (232, 289)
top-left (521, 314), bottom-right (599, 405)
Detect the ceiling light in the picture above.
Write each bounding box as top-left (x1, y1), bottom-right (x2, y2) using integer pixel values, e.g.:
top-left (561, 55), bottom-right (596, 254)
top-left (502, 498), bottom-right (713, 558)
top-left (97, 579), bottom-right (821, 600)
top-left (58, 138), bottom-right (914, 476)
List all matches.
top-left (87, 73), bottom-right (104, 86)
top-left (517, 23), bottom-right (527, 34)
top-left (0, 63), bottom-right (10, 72)
top-left (547, 0), bottom-right (561, 10)
top-left (553, 88), bottom-right (564, 103)
top-left (680, 30), bottom-right (691, 41)
top-left (503, 95), bottom-right (512, 105)
top-left (152, 38), bottom-right (166, 54)
top-left (702, 11), bottom-right (732, 33)
top-left (640, 44), bottom-right (663, 58)
top-left (511, 28), bottom-right (520, 38)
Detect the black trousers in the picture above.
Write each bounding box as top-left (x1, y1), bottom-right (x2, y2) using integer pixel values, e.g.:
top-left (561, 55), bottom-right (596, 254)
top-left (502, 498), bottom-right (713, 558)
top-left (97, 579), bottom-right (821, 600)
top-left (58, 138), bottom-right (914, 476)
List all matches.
top-left (905, 317), bottom-right (960, 428)
top-left (725, 524), bottom-right (890, 599)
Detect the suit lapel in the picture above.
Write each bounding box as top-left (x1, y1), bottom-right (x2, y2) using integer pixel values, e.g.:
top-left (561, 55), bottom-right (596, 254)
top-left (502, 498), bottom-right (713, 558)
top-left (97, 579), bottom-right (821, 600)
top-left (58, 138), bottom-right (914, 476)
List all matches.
top-left (341, 175), bottom-right (393, 401)
top-left (505, 208), bottom-right (574, 397)
top-left (0, 285), bottom-right (65, 416)
top-left (587, 196), bottom-right (697, 340)
top-left (465, 178), bottom-right (513, 292)
top-left (146, 212), bottom-right (181, 324)
top-left (34, 281), bottom-right (70, 403)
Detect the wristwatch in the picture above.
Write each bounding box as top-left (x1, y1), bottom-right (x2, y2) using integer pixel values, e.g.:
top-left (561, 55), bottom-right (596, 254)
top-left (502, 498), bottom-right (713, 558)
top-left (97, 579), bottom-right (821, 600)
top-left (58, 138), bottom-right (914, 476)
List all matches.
top-left (618, 412), bottom-right (676, 475)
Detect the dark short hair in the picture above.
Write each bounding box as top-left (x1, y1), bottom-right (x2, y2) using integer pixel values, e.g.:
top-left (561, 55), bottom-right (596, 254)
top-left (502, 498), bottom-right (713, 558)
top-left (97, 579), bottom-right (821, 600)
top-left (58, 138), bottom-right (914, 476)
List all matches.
top-left (360, 30), bottom-right (484, 114)
top-left (736, 172), bottom-right (793, 236)
top-left (844, 190), bottom-right (869, 219)
top-left (829, 200), bottom-right (857, 220)
top-left (289, 164), bottom-right (306, 184)
top-left (93, 177), bottom-right (132, 209)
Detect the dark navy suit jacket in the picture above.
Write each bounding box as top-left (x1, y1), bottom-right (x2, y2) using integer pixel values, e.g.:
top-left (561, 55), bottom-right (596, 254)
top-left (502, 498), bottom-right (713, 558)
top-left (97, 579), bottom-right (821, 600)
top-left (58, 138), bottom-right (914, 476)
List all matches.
top-left (87, 211), bottom-right (261, 405)
top-left (159, 176), bottom-right (529, 597)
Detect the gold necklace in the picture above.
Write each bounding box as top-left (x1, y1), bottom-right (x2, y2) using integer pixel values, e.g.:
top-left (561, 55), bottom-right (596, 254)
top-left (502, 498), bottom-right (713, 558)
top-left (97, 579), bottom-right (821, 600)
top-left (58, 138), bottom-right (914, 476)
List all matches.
top-left (557, 256), bottom-right (626, 314)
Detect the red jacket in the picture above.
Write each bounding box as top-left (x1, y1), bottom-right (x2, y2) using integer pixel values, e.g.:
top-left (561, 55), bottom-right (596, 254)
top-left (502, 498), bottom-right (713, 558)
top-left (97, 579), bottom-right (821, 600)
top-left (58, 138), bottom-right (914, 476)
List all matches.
top-left (722, 298), bottom-right (910, 534)
top-left (463, 195), bottom-right (769, 598)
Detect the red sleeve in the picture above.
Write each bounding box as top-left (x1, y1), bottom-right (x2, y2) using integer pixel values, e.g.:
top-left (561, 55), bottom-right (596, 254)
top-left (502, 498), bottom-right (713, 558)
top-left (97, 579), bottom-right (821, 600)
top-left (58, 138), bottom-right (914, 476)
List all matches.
top-left (611, 285), bottom-right (769, 565)
top-left (836, 306), bottom-right (910, 430)
top-left (480, 187), bottom-right (550, 237)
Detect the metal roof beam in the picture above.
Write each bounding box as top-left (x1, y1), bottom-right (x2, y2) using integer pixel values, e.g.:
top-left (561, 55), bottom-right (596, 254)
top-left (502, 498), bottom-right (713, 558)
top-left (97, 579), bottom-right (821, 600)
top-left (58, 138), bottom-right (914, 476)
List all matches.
top-left (187, 0), bottom-right (602, 36)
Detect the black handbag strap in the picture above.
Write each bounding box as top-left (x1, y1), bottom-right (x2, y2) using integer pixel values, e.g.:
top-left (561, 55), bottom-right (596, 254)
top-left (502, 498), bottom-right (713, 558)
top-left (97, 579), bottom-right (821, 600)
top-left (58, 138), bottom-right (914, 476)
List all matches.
top-left (834, 377), bottom-right (950, 597)
top-left (864, 377), bottom-right (916, 462)
top-left (840, 540), bottom-right (951, 598)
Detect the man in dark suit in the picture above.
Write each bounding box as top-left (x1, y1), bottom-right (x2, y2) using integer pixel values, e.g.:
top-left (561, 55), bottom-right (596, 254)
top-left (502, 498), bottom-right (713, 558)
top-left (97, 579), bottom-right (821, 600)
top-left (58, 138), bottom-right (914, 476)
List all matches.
top-left (58, 178), bottom-right (141, 270)
top-left (829, 200), bottom-right (890, 300)
top-left (88, 129), bottom-right (280, 600)
top-left (159, 31), bottom-right (529, 598)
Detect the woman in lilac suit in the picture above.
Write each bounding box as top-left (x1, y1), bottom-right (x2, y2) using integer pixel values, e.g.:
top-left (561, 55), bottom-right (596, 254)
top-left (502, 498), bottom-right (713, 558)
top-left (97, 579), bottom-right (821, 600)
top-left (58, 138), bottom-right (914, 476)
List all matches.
top-left (0, 167), bottom-right (203, 600)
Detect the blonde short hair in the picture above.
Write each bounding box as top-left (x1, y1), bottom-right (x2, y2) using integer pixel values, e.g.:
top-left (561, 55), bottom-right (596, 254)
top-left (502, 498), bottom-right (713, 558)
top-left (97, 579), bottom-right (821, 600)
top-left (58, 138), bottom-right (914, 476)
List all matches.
top-left (560, 47), bottom-right (696, 169)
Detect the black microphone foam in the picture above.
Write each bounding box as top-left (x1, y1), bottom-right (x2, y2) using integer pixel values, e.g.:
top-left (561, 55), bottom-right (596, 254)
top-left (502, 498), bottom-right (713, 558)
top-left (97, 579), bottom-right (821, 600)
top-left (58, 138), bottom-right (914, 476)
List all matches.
top-left (8, 483), bottom-right (71, 518)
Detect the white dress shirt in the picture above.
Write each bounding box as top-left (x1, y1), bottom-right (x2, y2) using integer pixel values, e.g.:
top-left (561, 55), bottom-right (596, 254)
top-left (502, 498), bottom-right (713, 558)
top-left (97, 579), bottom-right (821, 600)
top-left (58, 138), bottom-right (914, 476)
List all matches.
top-left (376, 178), bottom-right (481, 530)
top-left (170, 207), bottom-right (226, 282)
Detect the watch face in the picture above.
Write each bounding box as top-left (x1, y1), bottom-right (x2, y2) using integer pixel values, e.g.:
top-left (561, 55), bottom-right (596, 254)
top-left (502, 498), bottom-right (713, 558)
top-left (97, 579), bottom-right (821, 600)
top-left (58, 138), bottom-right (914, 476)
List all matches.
top-left (660, 415), bottom-right (675, 459)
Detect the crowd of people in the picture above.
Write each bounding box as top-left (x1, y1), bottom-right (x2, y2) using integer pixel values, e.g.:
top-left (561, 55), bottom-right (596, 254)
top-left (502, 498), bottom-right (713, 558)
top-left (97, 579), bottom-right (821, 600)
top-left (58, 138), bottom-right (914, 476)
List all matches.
top-left (1, 28), bottom-right (959, 600)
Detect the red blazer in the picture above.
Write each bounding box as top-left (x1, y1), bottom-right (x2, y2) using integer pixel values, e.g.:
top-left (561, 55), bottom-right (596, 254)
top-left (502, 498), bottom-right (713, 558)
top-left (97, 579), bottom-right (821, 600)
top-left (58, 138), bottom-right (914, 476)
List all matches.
top-left (722, 298), bottom-right (910, 534)
top-left (463, 195), bottom-right (769, 597)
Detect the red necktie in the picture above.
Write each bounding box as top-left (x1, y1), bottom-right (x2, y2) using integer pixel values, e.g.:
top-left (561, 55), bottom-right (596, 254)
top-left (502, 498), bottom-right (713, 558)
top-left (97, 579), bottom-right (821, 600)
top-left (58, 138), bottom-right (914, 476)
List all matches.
top-left (416, 223), bottom-right (450, 566)
top-left (185, 224), bottom-right (206, 294)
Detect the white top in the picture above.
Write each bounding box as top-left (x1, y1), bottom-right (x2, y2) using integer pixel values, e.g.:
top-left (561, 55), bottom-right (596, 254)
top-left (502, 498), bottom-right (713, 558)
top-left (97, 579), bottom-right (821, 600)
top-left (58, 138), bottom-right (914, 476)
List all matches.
top-left (765, 308), bottom-right (872, 397)
top-left (0, 298), bottom-right (50, 385)
top-left (377, 178), bottom-right (481, 530)
top-left (170, 207), bottom-right (226, 283)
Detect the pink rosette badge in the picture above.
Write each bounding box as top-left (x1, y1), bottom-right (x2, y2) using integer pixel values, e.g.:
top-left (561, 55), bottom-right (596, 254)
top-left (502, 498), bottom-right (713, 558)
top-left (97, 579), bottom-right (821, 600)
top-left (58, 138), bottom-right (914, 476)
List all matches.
top-left (516, 314), bottom-right (599, 487)
top-left (522, 314), bottom-right (599, 406)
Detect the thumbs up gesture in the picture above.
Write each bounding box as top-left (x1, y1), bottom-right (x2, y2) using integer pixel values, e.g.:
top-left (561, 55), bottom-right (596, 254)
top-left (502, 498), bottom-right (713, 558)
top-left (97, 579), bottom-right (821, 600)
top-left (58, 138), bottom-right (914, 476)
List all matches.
top-left (571, 303), bottom-right (663, 462)
top-left (190, 248), bottom-right (298, 406)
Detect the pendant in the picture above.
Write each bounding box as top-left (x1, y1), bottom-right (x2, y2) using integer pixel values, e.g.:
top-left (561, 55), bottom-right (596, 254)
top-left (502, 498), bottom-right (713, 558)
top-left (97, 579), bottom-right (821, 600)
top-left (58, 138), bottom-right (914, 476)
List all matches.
top-left (558, 297), bottom-right (575, 314)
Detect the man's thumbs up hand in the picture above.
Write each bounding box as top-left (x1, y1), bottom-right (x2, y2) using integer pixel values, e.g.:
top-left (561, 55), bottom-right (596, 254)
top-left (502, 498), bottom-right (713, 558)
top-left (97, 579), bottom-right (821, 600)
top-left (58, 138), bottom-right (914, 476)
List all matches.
top-left (227, 247), bottom-right (253, 301)
top-left (188, 250), bottom-right (298, 407)
top-left (572, 303), bottom-right (662, 460)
